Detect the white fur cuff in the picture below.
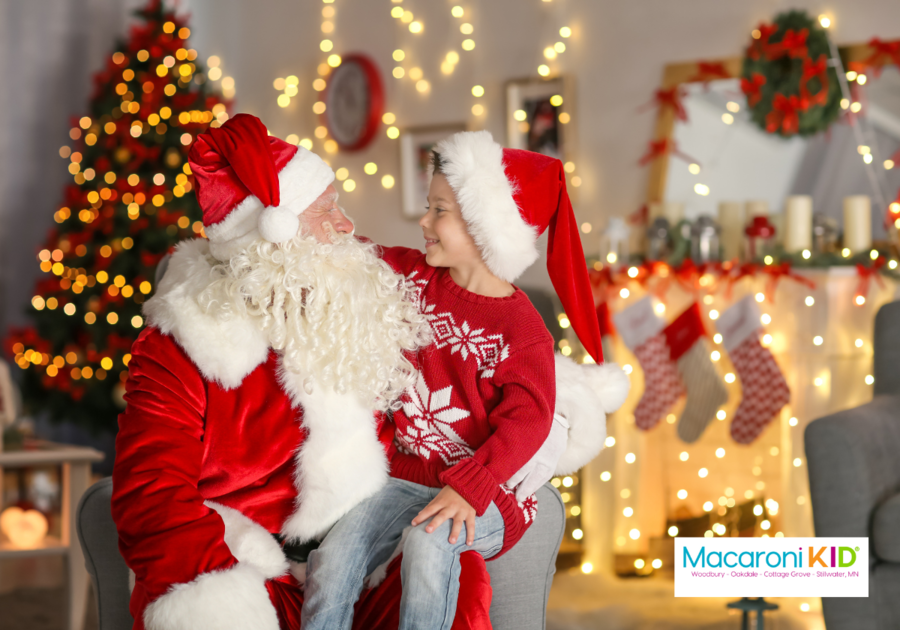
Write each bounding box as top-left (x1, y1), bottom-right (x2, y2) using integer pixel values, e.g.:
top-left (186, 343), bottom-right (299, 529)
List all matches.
top-left (553, 355), bottom-right (630, 475)
top-left (205, 501), bottom-right (288, 580)
top-left (143, 563), bottom-right (280, 630)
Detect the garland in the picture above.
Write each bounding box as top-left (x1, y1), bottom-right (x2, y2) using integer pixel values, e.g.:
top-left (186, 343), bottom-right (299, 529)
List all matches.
top-left (590, 251), bottom-right (897, 306)
top-left (741, 10), bottom-right (841, 137)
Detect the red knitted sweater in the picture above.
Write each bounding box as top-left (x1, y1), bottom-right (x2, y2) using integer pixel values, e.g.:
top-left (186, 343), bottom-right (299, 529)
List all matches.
top-left (381, 246), bottom-right (556, 557)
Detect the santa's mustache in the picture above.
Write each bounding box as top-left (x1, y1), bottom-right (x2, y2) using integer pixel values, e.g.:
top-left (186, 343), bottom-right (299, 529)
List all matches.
top-left (198, 232), bottom-right (431, 411)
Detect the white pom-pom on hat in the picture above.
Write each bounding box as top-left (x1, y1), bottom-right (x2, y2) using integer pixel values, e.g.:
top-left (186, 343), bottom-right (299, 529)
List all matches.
top-left (258, 206), bottom-right (301, 243)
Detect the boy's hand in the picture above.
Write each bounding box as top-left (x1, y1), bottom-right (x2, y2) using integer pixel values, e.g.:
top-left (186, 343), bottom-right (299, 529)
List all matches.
top-left (412, 486), bottom-right (476, 545)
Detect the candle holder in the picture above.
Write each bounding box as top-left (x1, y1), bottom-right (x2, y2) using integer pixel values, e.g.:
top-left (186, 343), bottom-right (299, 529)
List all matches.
top-left (745, 215), bottom-right (777, 261)
top-left (812, 213), bottom-right (838, 255)
top-left (646, 217), bottom-right (672, 261)
top-left (602, 217), bottom-right (630, 267)
top-left (691, 215), bottom-right (722, 263)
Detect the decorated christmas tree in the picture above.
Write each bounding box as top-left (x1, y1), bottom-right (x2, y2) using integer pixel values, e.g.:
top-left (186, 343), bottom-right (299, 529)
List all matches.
top-left (4, 0), bottom-right (228, 433)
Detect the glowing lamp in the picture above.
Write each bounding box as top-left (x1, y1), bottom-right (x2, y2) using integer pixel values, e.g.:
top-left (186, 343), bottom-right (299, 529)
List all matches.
top-left (0, 507), bottom-right (48, 549)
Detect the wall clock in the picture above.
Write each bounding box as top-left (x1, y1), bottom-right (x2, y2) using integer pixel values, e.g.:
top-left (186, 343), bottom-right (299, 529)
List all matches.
top-left (322, 53), bottom-right (384, 152)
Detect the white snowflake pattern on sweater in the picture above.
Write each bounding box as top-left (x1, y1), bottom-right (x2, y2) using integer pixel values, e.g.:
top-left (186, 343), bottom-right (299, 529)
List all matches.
top-left (405, 270), bottom-right (511, 378)
top-left (499, 485), bottom-right (539, 525)
top-left (395, 371), bottom-right (474, 466)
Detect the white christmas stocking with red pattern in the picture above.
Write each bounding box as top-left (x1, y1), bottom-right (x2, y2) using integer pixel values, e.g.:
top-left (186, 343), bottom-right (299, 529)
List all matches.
top-left (664, 302), bottom-right (728, 444)
top-left (613, 297), bottom-right (685, 431)
top-left (716, 296), bottom-right (790, 444)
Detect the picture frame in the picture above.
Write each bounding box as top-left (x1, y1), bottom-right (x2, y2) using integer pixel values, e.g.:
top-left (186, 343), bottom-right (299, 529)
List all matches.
top-left (400, 123), bottom-right (467, 220)
top-left (0, 359), bottom-right (16, 432)
top-left (505, 76), bottom-right (571, 161)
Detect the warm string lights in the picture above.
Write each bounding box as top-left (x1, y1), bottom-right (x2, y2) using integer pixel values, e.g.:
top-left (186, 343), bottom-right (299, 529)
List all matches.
top-left (389, 0), bottom-right (431, 94)
top-left (588, 265), bottom-right (882, 588)
top-left (5, 4), bottom-right (226, 431)
top-left (270, 0), bottom-right (397, 194)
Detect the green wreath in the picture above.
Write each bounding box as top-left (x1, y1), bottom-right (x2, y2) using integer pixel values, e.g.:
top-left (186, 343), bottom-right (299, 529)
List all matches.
top-left (741, 10), bottom-right (842, 138)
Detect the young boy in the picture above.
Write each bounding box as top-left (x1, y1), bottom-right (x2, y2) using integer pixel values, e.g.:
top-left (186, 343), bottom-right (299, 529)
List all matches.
top-left (300, 131), bottom-right (610, 630)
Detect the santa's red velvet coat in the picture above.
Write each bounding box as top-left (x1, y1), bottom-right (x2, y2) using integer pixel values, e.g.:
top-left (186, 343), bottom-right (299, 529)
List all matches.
top-left (111, 238), bottom-right (493, 630)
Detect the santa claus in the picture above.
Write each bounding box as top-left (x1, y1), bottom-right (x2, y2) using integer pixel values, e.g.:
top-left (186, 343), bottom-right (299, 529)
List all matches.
top-left (112, 114), bottom-right (620, 630)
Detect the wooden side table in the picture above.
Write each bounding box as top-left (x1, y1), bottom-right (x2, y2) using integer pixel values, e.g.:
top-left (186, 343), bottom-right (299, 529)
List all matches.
top-left (0, 439), bottom-right (104, 630)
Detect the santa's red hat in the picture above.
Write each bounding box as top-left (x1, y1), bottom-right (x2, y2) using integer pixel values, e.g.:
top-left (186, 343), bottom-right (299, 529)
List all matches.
top-left (188, 113), bottom-right (335, 260)
top-left (432, 130), bottom-right (604, 363)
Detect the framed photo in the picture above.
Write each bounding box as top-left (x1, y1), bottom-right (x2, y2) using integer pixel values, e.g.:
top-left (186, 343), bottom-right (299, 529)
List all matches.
top-left (0, 359), bottom-right (16, 429)
top-left (400, 124), bottom-right (467, 220)
top-left (506, 77), bottom-right (569, 160)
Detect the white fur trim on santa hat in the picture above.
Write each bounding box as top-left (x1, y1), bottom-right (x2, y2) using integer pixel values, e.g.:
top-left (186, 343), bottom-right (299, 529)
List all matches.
top-left (277, 366), bottom-right (389, 544)
top-left (204, 146), bottom-right (335, 261)
top-left (143, 563), bottom-right (280, 630)
top-left (553, 354), bottom-right (630, 476)
top-left (432, 130), bottom-right (539, 282)
top-left (142, 239), bottom-right (271, 389)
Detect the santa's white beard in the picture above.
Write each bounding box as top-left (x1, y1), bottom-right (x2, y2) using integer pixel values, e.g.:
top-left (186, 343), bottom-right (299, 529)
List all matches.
top-left (198, 232), bottom-right (430, 411)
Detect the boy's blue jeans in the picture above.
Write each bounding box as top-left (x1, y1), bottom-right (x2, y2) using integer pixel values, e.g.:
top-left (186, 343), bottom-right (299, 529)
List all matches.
top-left (301, 478), bottom-right (505, 630)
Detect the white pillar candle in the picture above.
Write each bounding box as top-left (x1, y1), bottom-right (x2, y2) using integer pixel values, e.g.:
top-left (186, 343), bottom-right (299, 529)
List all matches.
top-left (784, 195), bottom-right (813, 252)
top-left (746, 200), bottom-right (769, 217)
top-left (718, 201), bottom-right (744, 261)
top-left (843, 195), bottom-right (872, 253)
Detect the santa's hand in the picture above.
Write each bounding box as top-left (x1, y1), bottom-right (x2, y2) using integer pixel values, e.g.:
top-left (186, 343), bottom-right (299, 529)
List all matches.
top-left (507, 413), bottom-right (569, 503)
top-left (412, 486), bottom-right (476, 545)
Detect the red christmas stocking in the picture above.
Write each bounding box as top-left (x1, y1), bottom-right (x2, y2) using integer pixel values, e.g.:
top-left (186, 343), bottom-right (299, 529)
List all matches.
top-left (664, 303), bottom-right (728, 444)
top-left (613, 297), bottom-right (685, 430)
top-left (716, 296), bottom-right (790, 444)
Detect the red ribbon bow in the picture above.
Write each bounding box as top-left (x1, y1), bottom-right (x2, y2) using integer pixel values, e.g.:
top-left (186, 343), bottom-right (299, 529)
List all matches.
top-left (741, 73), bottom-right (767, 107)
top-left (639, 87), bottom-right (688, 122)
top-left (638, 138), bottom-right (697, 166)
top-left (800, 55), bottom-right (830, 108)
top-left (689, 61), bottom-right (731, 85)
top-left (856, 257), bottom-right (887, 301)
top-left (766, 93), bottom-right (807, 135)
top-left (861, 38), bottom-right (900, 77)
top-left (748, 24), bottom-right (779, 61)
top-left (762, 263), bottom-right (816, 302)
top-left (766, 28), bottom-right (809, 61)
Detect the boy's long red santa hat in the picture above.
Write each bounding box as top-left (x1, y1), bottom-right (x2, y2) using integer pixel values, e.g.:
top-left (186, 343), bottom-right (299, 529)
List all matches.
top-left (431, 130), bottom-right (604, 364)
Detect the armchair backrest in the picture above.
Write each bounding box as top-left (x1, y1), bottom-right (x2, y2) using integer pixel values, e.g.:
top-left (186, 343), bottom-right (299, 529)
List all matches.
top-left (874, 300), bottom-right (900, 397)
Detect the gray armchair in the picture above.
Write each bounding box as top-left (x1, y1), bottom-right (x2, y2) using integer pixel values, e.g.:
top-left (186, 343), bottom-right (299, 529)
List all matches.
top-left (805, 300), bottom-right (900, 630)
top-left (77, 478), bottom-right (564, 629)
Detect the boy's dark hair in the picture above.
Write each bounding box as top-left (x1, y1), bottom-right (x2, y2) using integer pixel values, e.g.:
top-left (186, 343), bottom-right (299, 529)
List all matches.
top-left (431, 151), bottom-right (446, 175)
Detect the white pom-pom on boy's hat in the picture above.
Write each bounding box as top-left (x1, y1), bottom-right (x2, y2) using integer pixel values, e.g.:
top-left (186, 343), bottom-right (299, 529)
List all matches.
top-left (431, 130), bottom-right (604, 364)
top-left (188, 113), bottom-right (335, 261)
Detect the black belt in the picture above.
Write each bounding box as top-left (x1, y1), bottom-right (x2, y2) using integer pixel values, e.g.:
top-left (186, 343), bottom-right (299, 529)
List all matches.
top-left (273, 534), bottom-right (320, 563)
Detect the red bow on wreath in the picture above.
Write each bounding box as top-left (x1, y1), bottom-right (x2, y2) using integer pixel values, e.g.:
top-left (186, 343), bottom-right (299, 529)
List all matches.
top-left (766, 93), bottom-right (807, 135)
top-left (748, 24), bottom-right (779, 61)
top-left (800, 54), bottom-right (830, 107)
top-left (741, 73), bottom-right (767, 106)
top-left (861, 38), bottom-right (900, 77)
top-left (638, 87), bottom-right (688, 122)
top-left (766, 28), bottom-right (810, 61)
